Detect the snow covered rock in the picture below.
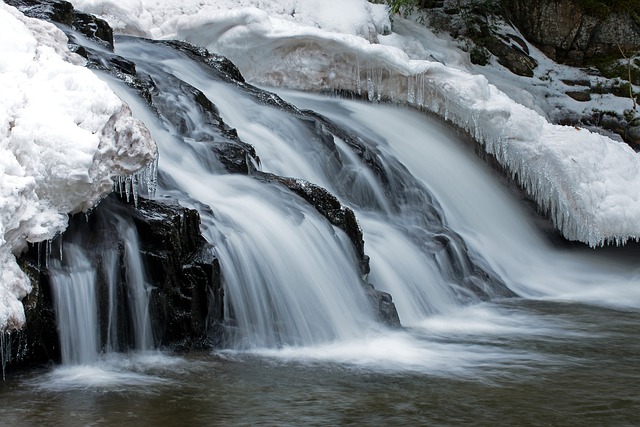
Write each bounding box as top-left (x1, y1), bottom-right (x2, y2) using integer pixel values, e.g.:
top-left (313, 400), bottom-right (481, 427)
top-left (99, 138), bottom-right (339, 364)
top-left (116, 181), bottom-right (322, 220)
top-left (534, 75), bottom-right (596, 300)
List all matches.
top-left (0, 3), bottom-right (156, 331)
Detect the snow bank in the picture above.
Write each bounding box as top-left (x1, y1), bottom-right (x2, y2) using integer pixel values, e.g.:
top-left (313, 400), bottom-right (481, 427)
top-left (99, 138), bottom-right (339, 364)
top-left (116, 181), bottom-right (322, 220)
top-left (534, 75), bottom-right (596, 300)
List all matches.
top-left (72, 0), bottom-right (640, 246)
top-left (0, 3), bottom-right (156, 331)
top-left (72, 0), bottom-right (391, 40)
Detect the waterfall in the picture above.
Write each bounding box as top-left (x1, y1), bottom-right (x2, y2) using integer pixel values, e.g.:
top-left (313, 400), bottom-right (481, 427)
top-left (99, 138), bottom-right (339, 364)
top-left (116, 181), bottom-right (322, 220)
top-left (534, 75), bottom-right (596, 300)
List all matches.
top-left (116, 217), bottom-right (154, 352)
top-left (50, 246), bottom-right (100, 365)
top-left (279, 90), bottom-right (640, 309)
top-left (49, 208), bottom-right (155, 365)
top-left (45, 30), bottom-right (637, 360)
top-left (105, 38), bottom-right (511, 336)
top-left (103, 249), bottom-right (121, 353)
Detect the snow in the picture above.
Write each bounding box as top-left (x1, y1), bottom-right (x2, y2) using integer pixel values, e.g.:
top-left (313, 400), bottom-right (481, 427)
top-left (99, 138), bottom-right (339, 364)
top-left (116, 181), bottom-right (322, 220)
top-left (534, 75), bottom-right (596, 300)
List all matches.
top-left (0, 3), bottom-right (156, 331)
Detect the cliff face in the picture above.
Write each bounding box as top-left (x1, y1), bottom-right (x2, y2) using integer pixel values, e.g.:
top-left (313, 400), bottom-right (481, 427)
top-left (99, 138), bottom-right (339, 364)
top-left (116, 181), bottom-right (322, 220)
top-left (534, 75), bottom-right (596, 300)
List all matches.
top-left (501, 0), bottom-right (640, 65)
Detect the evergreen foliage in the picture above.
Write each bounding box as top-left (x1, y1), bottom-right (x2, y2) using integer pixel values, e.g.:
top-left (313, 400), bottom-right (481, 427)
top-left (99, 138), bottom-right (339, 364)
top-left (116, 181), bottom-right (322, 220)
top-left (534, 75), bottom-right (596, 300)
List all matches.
top-left (374, 0), bottom-right (421, 17)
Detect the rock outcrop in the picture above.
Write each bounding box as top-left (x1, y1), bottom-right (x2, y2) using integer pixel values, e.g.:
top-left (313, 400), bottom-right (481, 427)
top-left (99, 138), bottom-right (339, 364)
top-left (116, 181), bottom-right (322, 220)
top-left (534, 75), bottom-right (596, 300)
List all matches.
top-left (120, 196), bottom-right (225, 349)
top-left (501, 0), bottom-right (640, 66)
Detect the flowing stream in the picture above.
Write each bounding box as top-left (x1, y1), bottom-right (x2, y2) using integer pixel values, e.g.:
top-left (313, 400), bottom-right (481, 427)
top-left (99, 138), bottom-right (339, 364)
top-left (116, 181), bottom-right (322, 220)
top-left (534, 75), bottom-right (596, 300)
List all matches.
top-left (0, 34), bottom-right (639, 425)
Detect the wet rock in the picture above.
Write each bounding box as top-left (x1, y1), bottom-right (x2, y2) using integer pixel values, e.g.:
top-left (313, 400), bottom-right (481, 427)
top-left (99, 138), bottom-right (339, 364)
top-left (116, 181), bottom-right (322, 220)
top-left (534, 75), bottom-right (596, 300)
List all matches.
top-left (599, 113), bottom-right (627, 135)
top-left (364, 285), bottom-right (401, 327)
top-left (160, 39), bottom-right (246, 84)
top-left (2, 260), bottom-right (59, 370)
top-left (595, 112), bottom-right (640, 149)
top-left (566, 90), bottom-right (592, 102)
top-left (143, 70), bottom-right (259, 174)
top-left (562, 79), bottom-right (591, 87)
top-left (625, 123), bottom-right (640, 149)
top-left (112, 196), bottom-right (224, 350)
top-left (539, 45), bottom-right (557, 61)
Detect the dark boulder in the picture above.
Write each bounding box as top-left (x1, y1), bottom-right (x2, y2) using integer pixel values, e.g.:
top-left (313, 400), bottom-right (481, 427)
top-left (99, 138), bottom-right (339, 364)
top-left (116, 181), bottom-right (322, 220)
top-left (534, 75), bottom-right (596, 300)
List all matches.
top-left (566, 90), bottom-right (592, 102)
top-left (365, 285), bottom-right (401, 327)
top-left (2, 259), bottom-right (59, 372)
top-left (484, 34), bottom-right (538, 77)
top-left (3, 194), bottom-right (222, 373)
top-left (117, 196), bottom-right (224, 349)
top-left (501, 0), bottom-right (640, 66)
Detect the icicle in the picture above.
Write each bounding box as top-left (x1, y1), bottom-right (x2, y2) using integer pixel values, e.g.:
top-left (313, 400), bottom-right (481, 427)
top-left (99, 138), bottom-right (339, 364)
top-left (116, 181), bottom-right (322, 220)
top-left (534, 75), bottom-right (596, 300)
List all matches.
top-left (355, 55), bottom-right (361, 95)
top-left (59, 238), bottom-right (63, 261)
top-left (1, 331), bottom-right (11, 381)
top-left (114, 176), bottom-right (125, 197)
top-left (366, 66), bottom-right (375, 102)
top-left (407, 75), bottom-right (415, 104)
top-left (37, 241), bottom-right (42, 270)
top-left (416, 74), bottom-right (425, 107)
top-left (143, 158), bottom-right (158, 198)
top-left (124, 176), bottom-right (132, 202)
top-left (376, 68), bottom-right (383, 102)
top-left (45, 239), bottom-right (52, 269)
top-left (132, 174), bottom-right (139, 208)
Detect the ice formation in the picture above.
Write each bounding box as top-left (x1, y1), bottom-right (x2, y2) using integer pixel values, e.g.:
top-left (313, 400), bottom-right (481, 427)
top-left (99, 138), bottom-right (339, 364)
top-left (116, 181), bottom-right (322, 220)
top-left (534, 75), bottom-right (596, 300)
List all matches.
top-left (73, 0), bottom-right (640, 247)
top-left (0, 3), bottom-right (156, 331)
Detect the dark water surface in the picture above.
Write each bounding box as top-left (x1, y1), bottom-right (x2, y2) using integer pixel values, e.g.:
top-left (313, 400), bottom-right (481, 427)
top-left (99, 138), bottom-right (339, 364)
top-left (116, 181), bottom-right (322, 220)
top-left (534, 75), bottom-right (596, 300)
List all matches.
top-left (1, 300), bottom-right (638, 426)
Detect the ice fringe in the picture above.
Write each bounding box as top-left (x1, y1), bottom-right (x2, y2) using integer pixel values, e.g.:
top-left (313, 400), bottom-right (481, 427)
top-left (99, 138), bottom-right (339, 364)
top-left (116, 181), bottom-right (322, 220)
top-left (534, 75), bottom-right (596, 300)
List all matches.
top-left (114, 158), bottom-right (159, 207)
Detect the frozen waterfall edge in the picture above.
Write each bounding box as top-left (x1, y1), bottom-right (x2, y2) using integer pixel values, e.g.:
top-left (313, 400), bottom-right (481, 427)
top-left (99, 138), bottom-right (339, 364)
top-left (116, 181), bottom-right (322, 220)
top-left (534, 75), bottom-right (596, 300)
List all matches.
top-left (191, 23), bottom-right (640, 248)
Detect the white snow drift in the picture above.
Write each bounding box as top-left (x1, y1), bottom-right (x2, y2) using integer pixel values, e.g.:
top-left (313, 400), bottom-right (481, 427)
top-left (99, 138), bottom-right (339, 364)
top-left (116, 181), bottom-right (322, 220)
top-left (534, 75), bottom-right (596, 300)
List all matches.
top-left (0, 3), bottom-right (156, 331)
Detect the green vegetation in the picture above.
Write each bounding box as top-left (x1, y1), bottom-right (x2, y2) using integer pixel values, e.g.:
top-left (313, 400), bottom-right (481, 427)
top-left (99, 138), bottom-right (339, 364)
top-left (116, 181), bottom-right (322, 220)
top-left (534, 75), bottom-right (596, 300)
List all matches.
top-left (371, 0), bottom-right (421, 18)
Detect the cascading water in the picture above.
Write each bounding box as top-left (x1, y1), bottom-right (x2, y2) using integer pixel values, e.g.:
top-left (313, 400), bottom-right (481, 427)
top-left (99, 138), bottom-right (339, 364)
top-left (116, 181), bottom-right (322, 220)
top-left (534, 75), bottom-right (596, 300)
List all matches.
top-left (280, 92), bottom-right (640, 309)
top-left (116, 217), bottom-right (154, 352)
top-left (204, 178), bottom-right (377, 347)
top-left (38, 29), bottom-right (640, 365)
top-left (50, 245), bottom-right (100, 365)
top-left (48, 204), bottom-right (155, 365)
top-left (107, 38), bottom-right (512, 334)
top-left (99, 45), bottom-right (381, 346)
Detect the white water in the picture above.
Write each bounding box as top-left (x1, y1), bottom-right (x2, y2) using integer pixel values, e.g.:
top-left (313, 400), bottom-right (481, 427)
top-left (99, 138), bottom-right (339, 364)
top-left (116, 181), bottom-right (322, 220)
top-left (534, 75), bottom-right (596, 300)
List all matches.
top-left (49, 210), bottom-right (155, 370)
top-left (105, 42), bottom-right (380, 348)
top-left (116, 217), bottom-right (154, 351)
top-left (114, 42), bottom-right (498, 327)
top-left (278, 92), bottom-right (640, 309)
top-left (50, 245), bottom-right (100, 365)
top-left (202, 176), bottom-right (377, 347)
